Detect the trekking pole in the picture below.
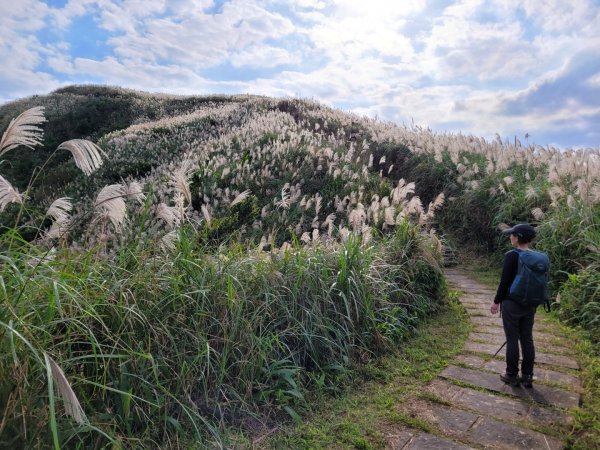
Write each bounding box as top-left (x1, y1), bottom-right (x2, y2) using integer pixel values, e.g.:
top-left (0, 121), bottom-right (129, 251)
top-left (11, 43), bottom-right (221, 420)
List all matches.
top-left (478, 303), bottom-right (505, 369)
top-left (495, 302), bottom-right (505, 357)
top-left (477, 340), bottom-right (506, 369)
top-left (493, 341), bottom-right (506, 358)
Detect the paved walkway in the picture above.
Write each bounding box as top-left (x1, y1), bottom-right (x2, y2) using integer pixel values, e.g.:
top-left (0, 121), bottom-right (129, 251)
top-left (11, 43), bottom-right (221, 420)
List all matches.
top-left (387, 268), bottom-right (581, 449)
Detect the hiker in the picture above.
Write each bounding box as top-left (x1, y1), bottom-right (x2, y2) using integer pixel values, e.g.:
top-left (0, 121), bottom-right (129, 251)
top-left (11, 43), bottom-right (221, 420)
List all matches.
top-left (490, 223), bottom-right (549, 388)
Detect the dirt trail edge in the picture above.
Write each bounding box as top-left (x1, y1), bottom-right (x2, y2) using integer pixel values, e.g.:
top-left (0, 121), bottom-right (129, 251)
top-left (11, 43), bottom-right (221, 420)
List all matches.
top-left (387, 268), bottom-right (582, 450)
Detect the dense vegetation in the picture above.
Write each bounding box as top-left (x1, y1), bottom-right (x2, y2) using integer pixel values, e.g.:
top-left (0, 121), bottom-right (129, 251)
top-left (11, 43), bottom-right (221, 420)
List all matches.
top-left (0, 85), bottom-right (598, 448)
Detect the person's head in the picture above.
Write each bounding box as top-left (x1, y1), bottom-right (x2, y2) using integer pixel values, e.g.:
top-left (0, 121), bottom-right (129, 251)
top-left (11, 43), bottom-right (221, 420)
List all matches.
top-left (502, 223), bottom-right (536, 247)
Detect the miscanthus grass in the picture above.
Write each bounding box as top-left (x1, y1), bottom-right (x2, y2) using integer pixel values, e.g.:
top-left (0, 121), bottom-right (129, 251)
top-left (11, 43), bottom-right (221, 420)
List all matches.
top-left (0, 222), bottom-right (444, 448)
top-left (2, 89), bottom-right (599, 447)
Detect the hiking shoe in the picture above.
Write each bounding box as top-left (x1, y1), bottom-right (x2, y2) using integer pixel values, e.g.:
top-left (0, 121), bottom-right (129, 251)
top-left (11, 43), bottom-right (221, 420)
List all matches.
top-left (500, 373), bottom-right (520, 386)
top-left (520, 374), bottom-right (534, 388)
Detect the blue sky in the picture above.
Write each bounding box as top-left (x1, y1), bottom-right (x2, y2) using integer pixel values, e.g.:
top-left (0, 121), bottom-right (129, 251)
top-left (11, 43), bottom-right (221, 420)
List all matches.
top-left (1, 0), bottom-right (599, 149)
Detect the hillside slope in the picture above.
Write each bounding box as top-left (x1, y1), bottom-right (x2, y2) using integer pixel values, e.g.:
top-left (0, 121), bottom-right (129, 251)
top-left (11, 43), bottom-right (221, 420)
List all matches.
top-left (0, 85), bottom-right (598, 448)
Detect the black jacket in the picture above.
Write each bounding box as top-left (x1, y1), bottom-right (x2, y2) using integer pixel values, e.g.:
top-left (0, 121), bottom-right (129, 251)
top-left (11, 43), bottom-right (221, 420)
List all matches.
top-left (494, 250), bottom-right (519, 304)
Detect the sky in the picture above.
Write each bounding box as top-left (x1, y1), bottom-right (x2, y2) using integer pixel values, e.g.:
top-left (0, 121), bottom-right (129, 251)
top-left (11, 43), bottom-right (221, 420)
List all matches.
top-left (1, 0), bottom-right (599, 149)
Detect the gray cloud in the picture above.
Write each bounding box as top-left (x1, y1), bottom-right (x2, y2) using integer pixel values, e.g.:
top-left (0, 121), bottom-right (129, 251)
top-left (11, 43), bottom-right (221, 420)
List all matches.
top-left (500, 51), bottom-right (600, 116)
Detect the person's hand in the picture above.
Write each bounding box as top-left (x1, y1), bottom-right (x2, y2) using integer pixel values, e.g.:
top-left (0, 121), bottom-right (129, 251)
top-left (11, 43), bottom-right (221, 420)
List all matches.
top-left (490, 302), bottom-right (499, 315)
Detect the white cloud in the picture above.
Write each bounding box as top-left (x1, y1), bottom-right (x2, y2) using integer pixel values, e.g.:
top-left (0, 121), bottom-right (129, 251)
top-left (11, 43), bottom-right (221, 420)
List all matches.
top-left (301, 1), bottom-right (421, 63)
top-left (293, 0), bottom-right (327, 9)
top-left (588, 72), bottom-right (600, 87)
top-left (496, 0), bottom-right (598, 33)
top-left (0, 1), bottom-right (58, 99)
top-left (50, 0), bottom-right (98, 28)
top-left (1, 0), bottom-right (599, 148)
top-left (99, 0), bottom-right (296, 69)
top-left (0, 0), bottom-right (49, 32)
top-left (230, 45), bottom-right (296, 69)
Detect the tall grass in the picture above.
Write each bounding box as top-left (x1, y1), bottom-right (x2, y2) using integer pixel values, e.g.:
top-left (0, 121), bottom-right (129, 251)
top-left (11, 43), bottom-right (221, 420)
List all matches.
top-left (0, 222), bottom-right (444, 448)
top-left (420, 147), bottom-right (600, 347)
top-left (2, 87), bottom-right (598, 448)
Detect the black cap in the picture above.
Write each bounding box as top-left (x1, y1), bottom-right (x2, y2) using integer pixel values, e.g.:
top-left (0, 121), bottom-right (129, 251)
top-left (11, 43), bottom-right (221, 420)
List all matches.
top-left (502, 223), bottom-right (536, 240)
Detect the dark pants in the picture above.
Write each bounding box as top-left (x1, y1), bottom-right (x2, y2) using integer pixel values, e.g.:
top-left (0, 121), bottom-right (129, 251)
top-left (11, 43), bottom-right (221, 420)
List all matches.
top-left (501, 300), bottom-right (537, 376)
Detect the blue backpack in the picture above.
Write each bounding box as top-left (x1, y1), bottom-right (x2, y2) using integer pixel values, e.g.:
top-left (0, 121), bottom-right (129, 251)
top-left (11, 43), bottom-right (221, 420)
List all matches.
top-left (509, 249), bottom-right (550, 309)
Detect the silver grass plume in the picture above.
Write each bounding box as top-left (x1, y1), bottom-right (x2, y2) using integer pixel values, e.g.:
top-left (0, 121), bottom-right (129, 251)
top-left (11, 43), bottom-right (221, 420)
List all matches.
top-left (173, 192), bottom-right (187, 223)
top-left (384, 206), bottom-right (396, 227)
top-left (156, 203), bottom-right (179, 228)
top-left (362, 226), bottom-right (372, 246)
top-left (327, 220), bottom-right (334, 237)
top-left (391, 179), bottom-right (415, 205)
top-left (44, 353), bottom-right (87, 425)
top-left (314, 194), bottom-right (322, 214)
top-left (348, 204), bottom-right (366, 231)
top-left (201, 204), bottom-right (212, 225)
top-left (171, 161), bottom-right (195, 205)
top-left (525, 186), bottom-right (538, 200)
top-left (0, 106), bottom-right (46, 156)
top-left (311, 215), bottom-right (319, 229)
top-left (258, 236), bottom-right (267, 251)
top-left (531, 207), bottom-right (545, 220)
top-left (312, 228), bottom-right (319, 243)
top-left (405, 196), bottom-right (423, 215)
top-left (126, 181), bottom-right (146, 204)
top-left (0, 175), bottom-right (23, 211)
top-left (230, 189), bottom-right (251, 207)
top-left (428, 193), bottom-right (445, 212)
top-left (44, 217), bottom-right (71, 242)
top-left (339, 226), bottom-right (350, 242)
top-left (277, 187), bottom-right (290, 209)
top-left (321, 213), bottom-right (336, 229)
top-left (46, 197), bottom-right (72, 221)
top-left (57, 140), bottom-right (105, 176)
top-left (43, 197), bottom-right (73, 241)
top-left (95, 184), bottom-right (127, 230)
top-left (160, 230), bottom-right (178, 252)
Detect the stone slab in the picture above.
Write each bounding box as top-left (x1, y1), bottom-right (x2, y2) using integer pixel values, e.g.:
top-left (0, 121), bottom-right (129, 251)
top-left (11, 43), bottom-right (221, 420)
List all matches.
top-left (473, 325), bottom-right (506, 335)
top-left (464, 310), bottom-right (491, 317)
top-left (471, 326), bottom-right (564, 346)
top-left (426, 379), bottom-right (572, 428)
top-left (463, 342), bottom-right (580, 369)
top-left (459, 291), bottom-right (495, 296)
top-left (468, 416), bottom-right (563, 450)
top-left (386, 430), bottom-right (413, 449)
top-left (461, 302), bottom-right (488, 307)
top-left (462, 303), bottom-right (490, 309)
top-left (406, 433), bottom-right (474, 450)
top-left (419, 402), bottom-right (479, 433)
top-left (386, 429), bottom-right (474, 450)
top-left (461, 299), bottom-right (489, 305)
top-left (453, 354), bottom-right (582, 390)
top-left (405, 401), bottom-right (563, 450)
top-left (440, 365), bottom-right (580, 410)
top-left (468, 316), bottom-right (552, 332)
top-left (468, 332), bottom-right (571, 355)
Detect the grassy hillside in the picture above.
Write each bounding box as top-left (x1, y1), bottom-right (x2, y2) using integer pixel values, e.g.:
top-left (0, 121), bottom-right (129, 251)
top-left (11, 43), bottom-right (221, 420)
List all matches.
top-left (0, 85), bottom-right (598, 448)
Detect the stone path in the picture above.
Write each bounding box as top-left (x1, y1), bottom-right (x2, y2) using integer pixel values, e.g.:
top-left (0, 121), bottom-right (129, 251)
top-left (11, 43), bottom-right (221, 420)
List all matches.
top-left (387, 268), bottom-right (582, 449)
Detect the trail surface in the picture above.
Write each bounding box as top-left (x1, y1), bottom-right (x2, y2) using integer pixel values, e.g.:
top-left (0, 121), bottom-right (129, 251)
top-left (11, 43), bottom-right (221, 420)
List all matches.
top-left (387, 268), bottom-right (581, 449)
